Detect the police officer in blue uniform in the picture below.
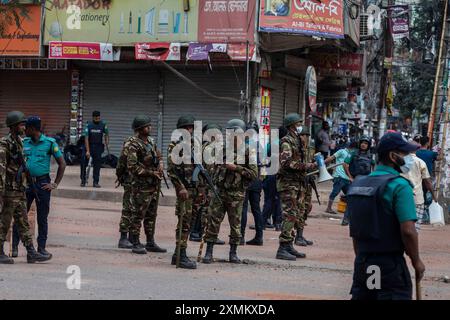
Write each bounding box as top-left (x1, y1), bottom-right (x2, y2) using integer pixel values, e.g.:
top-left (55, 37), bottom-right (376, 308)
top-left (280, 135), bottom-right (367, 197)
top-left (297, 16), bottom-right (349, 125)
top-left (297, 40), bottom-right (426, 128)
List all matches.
top-left (80, 111), bottom-right (109, 188)
top-left (12, 116), bottom-right (66, 258)
top-left (346, 132), bottom-right (426, 300)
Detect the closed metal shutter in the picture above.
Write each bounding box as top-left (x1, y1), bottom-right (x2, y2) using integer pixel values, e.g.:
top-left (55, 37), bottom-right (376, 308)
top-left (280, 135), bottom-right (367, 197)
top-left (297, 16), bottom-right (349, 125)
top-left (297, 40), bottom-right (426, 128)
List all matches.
top-left (82, 70), bottom-right (159, 156)
top-left (286, 80), bottom-right (301, 115)
top-left (0, 71), bottom-right (70, 137)
top-left (162, 67), bottom-right (244, 162)
top-left (269, 76), bottom-right (286, 130)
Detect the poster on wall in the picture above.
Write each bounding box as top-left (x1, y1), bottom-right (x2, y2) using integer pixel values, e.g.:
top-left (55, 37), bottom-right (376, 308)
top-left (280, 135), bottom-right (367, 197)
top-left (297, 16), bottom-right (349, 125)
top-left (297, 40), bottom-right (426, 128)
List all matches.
top-left (259, 0), bottom-right (344, 39)
top-left (305, 66), bottom-right (317, 113)
top-left (49, 41), bottom-right (113, 61)
top-left (197, 0), bottom-right (257, 43)
top-left (135, 42), bottom-right (181, 61)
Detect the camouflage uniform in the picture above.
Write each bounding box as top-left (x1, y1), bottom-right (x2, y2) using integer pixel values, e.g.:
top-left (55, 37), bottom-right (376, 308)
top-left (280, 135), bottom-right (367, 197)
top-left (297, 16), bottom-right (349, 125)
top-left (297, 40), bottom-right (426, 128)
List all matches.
top-left (204, 149), bottom-right (258, 245)
top-left (295, 145), bottom-right (315, 231)
top-left (167, 138), bottom-right (203, 251)
top-left (0, 134), bottom-right (33, 246)
top-left (277, 131), bottom-right (309, 244)
top-left (127, 136), bottom-right (161, 238)
top-left (118, 137), bottom-right (134, 234)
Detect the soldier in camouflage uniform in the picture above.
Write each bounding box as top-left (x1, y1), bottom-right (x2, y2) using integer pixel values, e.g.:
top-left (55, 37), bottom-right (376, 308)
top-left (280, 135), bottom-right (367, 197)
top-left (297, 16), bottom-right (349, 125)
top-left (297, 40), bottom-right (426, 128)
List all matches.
top-left (202, 119), bottom-right (258, 264)
top-left (276, 114), bottom-right (317, 261)
top-left (294, 126), bottom-right (314, 247)
top-left (167, 115), bottom-right (199, 269)
top-left (126, 115), bottom-right (166, 255)
top-left (189, 123), bottom-right (225, 245)
top-left (0, 111), bottom-right (52, 264)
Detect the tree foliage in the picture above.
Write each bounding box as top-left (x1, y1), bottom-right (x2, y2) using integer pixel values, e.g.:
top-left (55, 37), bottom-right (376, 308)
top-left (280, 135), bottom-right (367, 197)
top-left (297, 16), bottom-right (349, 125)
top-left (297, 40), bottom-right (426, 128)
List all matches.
top-left (393, 0), bottom-right (444, 118)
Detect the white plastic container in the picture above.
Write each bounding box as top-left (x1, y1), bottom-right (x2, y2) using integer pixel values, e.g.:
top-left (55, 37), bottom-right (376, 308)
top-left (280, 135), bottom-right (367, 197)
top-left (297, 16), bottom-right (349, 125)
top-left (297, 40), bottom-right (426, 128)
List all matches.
top-left (429, 201), bottom-right (445, 227)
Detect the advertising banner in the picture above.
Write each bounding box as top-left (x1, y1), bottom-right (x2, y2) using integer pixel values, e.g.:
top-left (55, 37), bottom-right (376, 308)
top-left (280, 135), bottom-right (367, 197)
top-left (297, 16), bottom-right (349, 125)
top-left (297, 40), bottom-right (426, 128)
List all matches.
top-left (49, 41), bottom-right (113, 61)
top-left (186, 43), bottom-right (227, 60)
top-left (135, 42), bottom-right (181, 61)
top-left (305, 66), bottom-right (317, 113)
top-left (311, 52), bottom-right (363, 78)
top-left (198, 0), bottom-right (257, 43)
top-left (388, 5), bottom-right (409, 40)
top-left (259, 0), bottom-right (344, 39)
top-left (44, 0), bottom-right (199, 45)
top-left (0, 4), bottom-right (41, 56)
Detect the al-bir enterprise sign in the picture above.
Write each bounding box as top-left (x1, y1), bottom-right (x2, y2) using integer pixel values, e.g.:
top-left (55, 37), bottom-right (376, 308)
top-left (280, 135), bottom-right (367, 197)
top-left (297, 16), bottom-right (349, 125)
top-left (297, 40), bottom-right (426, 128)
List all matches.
top-left (259, 0), bottom-right (344, 39)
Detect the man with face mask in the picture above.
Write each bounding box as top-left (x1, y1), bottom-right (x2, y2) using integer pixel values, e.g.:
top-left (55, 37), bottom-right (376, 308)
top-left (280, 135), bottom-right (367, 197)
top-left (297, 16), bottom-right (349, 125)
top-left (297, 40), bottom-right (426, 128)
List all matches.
top-left (0, 111), bottom-right (52, 264)
top-left (276, 113), bottom-right (317, 260)
top-left (80, 111), bottom-right (109, 188)
top-left (346, 132), bottom-right (425, 300)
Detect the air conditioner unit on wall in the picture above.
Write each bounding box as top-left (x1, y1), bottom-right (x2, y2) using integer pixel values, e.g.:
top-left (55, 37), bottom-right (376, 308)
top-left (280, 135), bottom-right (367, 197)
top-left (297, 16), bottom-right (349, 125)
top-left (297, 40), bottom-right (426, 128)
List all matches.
top-left (360, 13), bottom-right (374, 38)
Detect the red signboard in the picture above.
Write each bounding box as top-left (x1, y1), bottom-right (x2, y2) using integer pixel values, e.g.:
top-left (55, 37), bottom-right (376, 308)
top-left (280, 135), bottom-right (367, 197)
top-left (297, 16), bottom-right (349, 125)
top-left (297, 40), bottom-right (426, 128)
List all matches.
top-left (135, 43), bottom-right (181, 61)
top-left (259, 0), bottom-right (344, 39)
top-left (49, 41), bottom-right (113, 61)
top-left (198, 0), bottom-right (257, 43)
top-left (311, 52), bottom-right (363, 78)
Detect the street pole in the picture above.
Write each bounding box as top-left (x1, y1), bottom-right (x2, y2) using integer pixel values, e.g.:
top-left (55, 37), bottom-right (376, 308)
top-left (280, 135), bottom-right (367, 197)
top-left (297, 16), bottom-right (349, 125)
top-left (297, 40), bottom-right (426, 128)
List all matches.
top-left (428, 0), bottom-right (449, 146)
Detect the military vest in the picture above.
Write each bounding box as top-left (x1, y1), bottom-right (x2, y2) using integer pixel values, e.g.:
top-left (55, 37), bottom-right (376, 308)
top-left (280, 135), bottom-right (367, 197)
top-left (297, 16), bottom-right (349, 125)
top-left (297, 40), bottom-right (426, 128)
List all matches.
top-left (0, 134), bottom-right (27, 195)
top-left (87, 121), bottom-right (106, 145)
top-left (278, 132), bottom-right (305, 183)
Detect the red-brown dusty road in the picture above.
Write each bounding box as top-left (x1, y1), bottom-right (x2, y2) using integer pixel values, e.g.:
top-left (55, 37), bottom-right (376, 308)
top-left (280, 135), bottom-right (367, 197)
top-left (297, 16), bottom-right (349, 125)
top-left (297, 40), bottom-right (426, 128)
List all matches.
top-left (0, 197), bottom-right (449, 300)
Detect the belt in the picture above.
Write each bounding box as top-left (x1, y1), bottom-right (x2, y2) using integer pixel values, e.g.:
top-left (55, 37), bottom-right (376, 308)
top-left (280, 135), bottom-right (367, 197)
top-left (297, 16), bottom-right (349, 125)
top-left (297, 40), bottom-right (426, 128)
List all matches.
top-left (32, 174), bottom-right (50, 182)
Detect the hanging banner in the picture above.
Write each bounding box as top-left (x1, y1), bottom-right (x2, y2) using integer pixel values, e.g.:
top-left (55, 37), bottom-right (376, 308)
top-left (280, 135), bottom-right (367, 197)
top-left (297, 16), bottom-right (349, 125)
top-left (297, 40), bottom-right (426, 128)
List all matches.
top-left (227, 43), bottom-right (258, 61)
top-left (0, 4), bottom-right (41, 56)
top-left (259, 0), bottom-right (344, 39)
top-left (311, 52), bottom-right (363, 78)
top-left (198, 0), bottom-right (257, 43)
top-left (305, 66), bottom-right (317, 113)
top-left (135, 42), bottom-right (181, 61)
top-left (49, 41), bottom-right (113, 61)
top-left (186, 43), bottom-right (227, 60)
top-left (388, 5), bottom-right (409, 40)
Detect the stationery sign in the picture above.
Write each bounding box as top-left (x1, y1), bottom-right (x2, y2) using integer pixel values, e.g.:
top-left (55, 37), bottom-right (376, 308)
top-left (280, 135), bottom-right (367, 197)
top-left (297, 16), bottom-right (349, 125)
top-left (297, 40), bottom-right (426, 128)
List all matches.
top-left (259, 0), bottom-right (344, 39)
top-left (49, 41), bottom-right (113, 61)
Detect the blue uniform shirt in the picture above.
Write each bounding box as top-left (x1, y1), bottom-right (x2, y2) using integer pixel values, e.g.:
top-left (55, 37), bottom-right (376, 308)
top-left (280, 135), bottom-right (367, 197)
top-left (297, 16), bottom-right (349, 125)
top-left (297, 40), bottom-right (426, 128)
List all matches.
top-left (23, 134), bottom-right (63, 177)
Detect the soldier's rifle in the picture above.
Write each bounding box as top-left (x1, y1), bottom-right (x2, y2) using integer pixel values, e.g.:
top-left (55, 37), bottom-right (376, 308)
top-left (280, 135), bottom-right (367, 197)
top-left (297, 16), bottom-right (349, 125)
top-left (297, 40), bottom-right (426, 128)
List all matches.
top-left (144, 143), bottom-right (170, 198)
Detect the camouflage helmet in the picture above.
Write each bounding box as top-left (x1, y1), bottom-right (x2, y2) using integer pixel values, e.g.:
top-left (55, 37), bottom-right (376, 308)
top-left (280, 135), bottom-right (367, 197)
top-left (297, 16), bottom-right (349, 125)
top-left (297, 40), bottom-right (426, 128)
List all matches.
top-left (283, 113), bottom-right (302, 128)
top-left (177, 115), bottom-right (195, 129)
top-left (132, 115), bottom-right (152, 130)
top-left (297, 125), bottom-right (311, 136)
top-left (226, 119), bottom-right (246, 131)
top-left (6, 111), bottom-right (26, 127)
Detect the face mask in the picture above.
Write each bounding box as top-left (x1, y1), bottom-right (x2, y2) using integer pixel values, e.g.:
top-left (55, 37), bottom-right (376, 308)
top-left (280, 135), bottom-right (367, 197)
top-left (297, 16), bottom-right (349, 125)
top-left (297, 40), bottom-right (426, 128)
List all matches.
top-left (296, 126), bottom-right (303, 135)
top-left (393, 153), bottom-right (414, 174)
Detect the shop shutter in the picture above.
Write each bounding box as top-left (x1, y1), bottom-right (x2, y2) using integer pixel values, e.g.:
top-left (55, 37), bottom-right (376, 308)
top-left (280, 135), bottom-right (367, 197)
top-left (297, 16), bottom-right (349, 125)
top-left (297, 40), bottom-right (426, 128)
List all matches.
top-left (0, 71), bottom-right (70, 137)
top-left (82, 69), bottom-right (159, 156)
top-left (269, 76), bottom-right (286, 130)
top-left (286, 80), bottom-right (301, 115)
top-left (161, 67), bottom-right (244, 163)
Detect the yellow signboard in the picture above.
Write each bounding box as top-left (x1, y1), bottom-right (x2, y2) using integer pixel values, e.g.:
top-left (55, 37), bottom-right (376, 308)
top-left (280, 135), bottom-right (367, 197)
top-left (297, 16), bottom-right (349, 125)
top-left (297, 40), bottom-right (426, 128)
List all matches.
top-left (44, 0), bottom-right (199, 45)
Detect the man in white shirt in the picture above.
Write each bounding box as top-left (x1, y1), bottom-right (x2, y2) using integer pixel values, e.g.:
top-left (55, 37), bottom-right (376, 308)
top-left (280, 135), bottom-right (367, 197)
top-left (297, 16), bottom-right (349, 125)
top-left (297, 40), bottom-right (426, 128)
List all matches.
top-left (401, 151), bottom-right (436, 229)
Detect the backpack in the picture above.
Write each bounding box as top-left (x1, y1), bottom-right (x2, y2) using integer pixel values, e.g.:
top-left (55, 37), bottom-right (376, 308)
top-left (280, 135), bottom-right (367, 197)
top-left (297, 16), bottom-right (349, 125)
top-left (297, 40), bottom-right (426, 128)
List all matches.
top-left (349, 152), bottom-right (372, 177)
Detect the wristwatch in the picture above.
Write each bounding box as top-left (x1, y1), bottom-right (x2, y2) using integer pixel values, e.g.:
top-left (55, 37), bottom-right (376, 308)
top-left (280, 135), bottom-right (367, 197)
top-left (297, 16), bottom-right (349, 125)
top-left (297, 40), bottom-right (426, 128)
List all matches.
top-left (51, 182), bottom-right (58, 189)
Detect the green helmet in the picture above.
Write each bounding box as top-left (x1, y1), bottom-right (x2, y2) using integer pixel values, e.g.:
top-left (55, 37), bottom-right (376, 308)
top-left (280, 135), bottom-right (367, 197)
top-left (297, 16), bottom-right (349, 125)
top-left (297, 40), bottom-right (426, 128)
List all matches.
top-left (177, 115), bottom-right (195, 129)
top-left (284, 113), bottom-right (302, 128)
top-left (132, 115), bottom-right (152, 130)
top-left (226, 119), bottom-right (246, 131)
top-left (6, 111), bottom-right (26, 127)
top-left (203, 123), bottom-right (222, 132)
top-left (297, 125), bottom-right (311, 136)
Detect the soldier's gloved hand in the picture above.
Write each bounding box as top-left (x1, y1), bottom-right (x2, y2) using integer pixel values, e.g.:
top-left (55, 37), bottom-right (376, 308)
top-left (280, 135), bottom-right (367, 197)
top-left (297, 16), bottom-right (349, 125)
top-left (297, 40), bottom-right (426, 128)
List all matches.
top-left (178, 188), bottom-right (189, 201)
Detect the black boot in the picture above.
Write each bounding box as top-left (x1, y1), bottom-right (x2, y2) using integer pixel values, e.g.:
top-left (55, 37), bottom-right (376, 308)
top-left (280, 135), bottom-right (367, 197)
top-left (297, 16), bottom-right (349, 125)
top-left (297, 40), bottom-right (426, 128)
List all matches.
top-left (145, 235), bottom-right (167, 253)
top-left (286, 242), bottom-right (306, 258)
top-left (0, 242), bottom-right (14, 264)
top-left (130, 235), bottom-right (147, 254)
top-left (246, 230), bottom-right (263, 246)
top-left (26, 244), bottom-right (52, 263)
top-left (300, 229), bottom-right (313, 246)
top-left (294, 229), bottom-right (308, 246)
top-left (202, 242), bottom-right (214, 264)
top-left (276, 242), bottom-right (297, 261)
top-left (189, 232), bottom-right (202, 242)
top-left (239, 236), bottom-right (245, 246)
top-left (173, 248), bottom-right (197, 269)
top-left (38, 246), bottom-right (53, 260)
top-left (118, 232), bottom-right (133, 249)
top-left (229, 244), bottom-right (241, 263)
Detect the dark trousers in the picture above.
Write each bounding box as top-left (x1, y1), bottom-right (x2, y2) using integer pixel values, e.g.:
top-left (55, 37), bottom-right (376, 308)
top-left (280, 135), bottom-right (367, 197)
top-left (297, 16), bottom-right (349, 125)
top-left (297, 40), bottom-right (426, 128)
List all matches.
top-left (13, 176), bottom-right (52, 249)
top-left (80, 144), bottom-right (104, 184)
top-left (329, 177), bottom-right (351, 201)
top-left (351, 253), bottom-right (412, 300)
top-left (262, 175), bottom-right (282, 225)
top-left (241, 181), bottom-right (264, 238)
